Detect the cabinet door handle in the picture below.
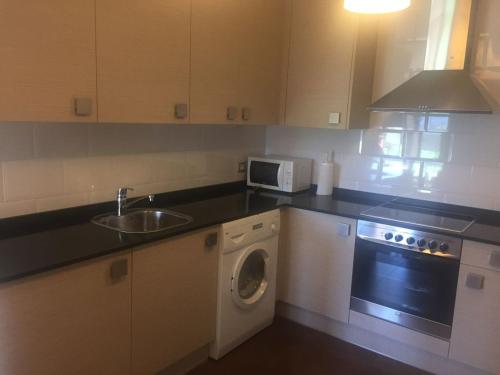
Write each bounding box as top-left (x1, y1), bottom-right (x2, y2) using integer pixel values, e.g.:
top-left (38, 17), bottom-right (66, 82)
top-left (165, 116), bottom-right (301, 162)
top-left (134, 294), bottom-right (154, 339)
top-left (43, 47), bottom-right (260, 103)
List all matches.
top-left (489, 251), bottom-right (500, 268)
top-left (205, 232), bottom-right (218, 248)
top-left (226, 106), bottom-right (238, 121)
top-left (110, 259), bottom-right (128, 281)
top-left (174, 103), bottom-right (188, 119)
top-left (336, 223), bottom-right (351, 238)
top-left (465, 273), bottom-right (485, 290)
top-left (74, 97), bottom-right (92, 116)
top-left (242, 107), bottom-right (251, 121)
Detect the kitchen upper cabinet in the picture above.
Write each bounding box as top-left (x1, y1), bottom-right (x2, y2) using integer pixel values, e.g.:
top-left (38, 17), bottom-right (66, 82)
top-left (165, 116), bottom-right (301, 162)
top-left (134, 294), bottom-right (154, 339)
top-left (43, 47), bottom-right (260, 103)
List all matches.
top-left (449, 241), bottom-right (500, 374)
top-left (96, 0), bottom-right (190, 123)
top-left (190, 0), bottom-right (286, 125)
top-left (284, 0), bottom-right (376, 129)
top-left (0, 252), bottom-right (131, 375)
top-left (132, 228), bottom-right (219, 375)
top-left (0, 0), bottom-right (97, 123)
top-left (371, 2), bottom-right (431, 103)
top-left (278, 208), bottom-right (356, 323)
top-left (471, 0), bottom-right (500, 109)
top-left (238, 0), bottom-right (288, 125)
top-left (190, 0), bottom-right (242, 124)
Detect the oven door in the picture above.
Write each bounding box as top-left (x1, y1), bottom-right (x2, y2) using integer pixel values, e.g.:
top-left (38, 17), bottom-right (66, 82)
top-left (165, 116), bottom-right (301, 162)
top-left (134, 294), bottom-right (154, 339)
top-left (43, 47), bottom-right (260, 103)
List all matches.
top-left (351, 237), bottom-right (459, 339)
top-left (247, 160), bottom-right (284, 191)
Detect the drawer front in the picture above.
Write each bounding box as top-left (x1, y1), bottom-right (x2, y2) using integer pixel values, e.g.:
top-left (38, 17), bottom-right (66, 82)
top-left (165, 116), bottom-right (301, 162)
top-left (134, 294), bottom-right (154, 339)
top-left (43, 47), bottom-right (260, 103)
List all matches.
top-left (462, 240), bottom-right (500, 272)
top-left (450, 264), bottom-right (500, 374)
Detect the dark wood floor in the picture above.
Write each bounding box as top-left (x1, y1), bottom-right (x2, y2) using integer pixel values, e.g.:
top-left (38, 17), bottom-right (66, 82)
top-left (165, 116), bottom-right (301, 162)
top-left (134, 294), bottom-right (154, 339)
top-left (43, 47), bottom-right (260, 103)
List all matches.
top-left (190, 317), bottom-right (430, 375)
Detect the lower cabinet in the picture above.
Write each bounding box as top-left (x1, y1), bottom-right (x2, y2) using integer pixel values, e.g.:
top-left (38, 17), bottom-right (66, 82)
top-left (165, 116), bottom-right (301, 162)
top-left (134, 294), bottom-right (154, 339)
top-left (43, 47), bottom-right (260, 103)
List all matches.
top-left (131, 227), bottom-right (219, 375)
top-left (0, 251), bottom-right (132, 375)
top-left (449, 241), bottom-right (500, 374)
top-left (278, 208), bottom-right (356, 323)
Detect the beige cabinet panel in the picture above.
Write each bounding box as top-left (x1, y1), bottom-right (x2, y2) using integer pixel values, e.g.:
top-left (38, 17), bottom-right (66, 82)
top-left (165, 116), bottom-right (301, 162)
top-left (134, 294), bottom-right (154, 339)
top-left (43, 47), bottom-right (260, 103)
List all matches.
top-left (450, 264), bottom-right (500, 374)
top-left (371, 2), bottom-right (431, 102)
top-left (190, 0), bottom-right (287, 125)
top-left (97, 0), bottom-right (190, 123)
top-left (471, 0), bottom-right (500, 109)
top-left (285, 0), bottom-right (375, 129)
top-left (286, 0), bottom-right (355, 128)
top-left (278, 208), bottom-right (356, 323)
top-left (132, 228), bottom-right (219, 375)
top-left (462, 240), bottom-right (500, 273)
top-left (239, 0), bottom-right (288, 125)
top-left (190, 0), bottom-right (242, 124)
top-left (0, 252), bottom-right (131, 375)
top-left (0, 0), bottom-right (97, 122)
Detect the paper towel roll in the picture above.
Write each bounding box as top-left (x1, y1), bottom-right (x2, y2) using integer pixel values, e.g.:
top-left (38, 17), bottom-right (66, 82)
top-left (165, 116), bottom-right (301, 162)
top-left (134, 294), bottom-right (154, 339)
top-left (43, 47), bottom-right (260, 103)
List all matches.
top-left (316, 162), bottom-right (334, 195)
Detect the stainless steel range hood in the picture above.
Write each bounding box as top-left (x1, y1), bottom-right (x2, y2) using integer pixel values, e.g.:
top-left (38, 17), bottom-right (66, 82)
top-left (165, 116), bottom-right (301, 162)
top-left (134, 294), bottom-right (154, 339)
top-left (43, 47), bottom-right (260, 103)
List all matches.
top-left (369, 0), bottom-right (493, 114)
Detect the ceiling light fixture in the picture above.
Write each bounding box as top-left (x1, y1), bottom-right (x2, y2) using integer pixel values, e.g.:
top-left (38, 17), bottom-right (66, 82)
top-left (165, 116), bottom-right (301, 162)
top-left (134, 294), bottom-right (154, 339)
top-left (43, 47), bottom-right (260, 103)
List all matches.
top-left (344, 0), bottom-right (411, 14)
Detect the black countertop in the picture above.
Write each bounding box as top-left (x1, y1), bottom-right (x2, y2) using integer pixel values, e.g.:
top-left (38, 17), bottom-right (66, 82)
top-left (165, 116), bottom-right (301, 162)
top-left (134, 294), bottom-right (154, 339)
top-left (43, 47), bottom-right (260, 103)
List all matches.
top-left (1, 182), bottom-right (500, 284)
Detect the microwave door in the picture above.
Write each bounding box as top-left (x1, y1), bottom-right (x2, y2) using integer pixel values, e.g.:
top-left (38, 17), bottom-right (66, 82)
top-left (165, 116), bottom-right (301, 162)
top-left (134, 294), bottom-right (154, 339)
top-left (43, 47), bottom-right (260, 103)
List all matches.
top-left (249, 161), bottom-right (282, 189)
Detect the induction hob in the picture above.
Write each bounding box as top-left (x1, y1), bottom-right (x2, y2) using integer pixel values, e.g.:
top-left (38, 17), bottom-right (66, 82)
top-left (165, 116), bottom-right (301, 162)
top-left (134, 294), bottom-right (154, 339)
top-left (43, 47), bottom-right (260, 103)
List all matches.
top-left (360, 201), bottom-right (476, 233)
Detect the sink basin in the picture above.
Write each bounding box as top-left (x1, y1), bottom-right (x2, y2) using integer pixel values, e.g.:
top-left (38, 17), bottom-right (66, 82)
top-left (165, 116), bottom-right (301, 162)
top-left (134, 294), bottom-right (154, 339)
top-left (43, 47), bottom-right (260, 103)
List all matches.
top-left (91, 208), bottom-right (193, 234)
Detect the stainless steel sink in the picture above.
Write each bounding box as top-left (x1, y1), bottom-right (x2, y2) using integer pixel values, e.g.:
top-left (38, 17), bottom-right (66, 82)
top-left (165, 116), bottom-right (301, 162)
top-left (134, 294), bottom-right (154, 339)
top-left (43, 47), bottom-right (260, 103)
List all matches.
top-left (91, 208), bottom-right (193, 234)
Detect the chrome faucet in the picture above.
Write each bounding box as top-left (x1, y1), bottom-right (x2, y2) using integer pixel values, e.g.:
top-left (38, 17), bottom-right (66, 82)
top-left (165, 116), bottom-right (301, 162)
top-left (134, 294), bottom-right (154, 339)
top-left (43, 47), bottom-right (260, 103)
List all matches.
top-left (116, 187), bottom-right (155, 216)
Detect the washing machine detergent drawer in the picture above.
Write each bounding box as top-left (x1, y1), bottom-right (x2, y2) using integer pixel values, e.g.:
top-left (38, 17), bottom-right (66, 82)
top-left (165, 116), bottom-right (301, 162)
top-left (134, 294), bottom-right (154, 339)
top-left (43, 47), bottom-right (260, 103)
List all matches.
top-left (222, 210), bottom-right (280, 253)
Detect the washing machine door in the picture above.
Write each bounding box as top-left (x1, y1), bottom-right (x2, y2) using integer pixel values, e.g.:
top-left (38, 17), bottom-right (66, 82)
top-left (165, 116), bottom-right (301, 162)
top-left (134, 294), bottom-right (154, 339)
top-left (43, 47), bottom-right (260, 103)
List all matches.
top-left (231, 244), bottom-right (270, 309)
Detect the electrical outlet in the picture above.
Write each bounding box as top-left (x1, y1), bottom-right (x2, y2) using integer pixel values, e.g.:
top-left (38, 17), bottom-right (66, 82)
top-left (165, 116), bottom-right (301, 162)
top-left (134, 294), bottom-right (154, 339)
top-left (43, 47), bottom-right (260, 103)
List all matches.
top-left (238, 162), bottom-right (247, 173)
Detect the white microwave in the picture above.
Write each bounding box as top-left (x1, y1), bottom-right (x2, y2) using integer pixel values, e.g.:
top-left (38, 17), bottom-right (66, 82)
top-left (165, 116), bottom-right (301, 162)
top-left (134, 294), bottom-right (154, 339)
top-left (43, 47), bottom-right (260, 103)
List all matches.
top-left (247, 155), bottom-right (313, 193)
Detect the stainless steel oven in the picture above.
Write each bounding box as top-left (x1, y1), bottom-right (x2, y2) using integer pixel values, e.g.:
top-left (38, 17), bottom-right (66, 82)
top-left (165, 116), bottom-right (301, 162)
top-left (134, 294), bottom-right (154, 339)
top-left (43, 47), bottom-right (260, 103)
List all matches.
top-left (351, 220), bottom-right (461, 340)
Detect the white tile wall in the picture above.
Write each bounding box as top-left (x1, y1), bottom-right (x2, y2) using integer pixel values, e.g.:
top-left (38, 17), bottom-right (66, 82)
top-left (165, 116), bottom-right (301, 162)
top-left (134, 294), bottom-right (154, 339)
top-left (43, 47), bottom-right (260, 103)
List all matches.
top-left (0, 123), bottom-right (265, 218)
top-left (266, 113), bottom-right (500, 210)
top-left (2, 112), bottom-right (499, 218)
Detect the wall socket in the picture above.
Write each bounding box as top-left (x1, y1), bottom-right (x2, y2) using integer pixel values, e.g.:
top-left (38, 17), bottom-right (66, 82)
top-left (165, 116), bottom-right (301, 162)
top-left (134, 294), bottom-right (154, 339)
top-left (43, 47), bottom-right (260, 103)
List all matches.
top-left (238, 162), bottom-right (247, 173)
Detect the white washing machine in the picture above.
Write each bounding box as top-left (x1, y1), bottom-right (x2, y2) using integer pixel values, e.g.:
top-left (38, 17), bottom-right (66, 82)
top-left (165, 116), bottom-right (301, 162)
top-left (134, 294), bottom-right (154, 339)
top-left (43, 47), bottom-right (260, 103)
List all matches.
top-left (210, 209), bottom-right (280, 360)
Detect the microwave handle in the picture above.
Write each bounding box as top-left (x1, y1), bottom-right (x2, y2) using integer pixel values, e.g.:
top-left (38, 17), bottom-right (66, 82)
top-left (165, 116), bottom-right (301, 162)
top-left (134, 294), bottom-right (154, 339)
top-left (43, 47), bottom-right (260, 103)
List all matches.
top-left (277, 163), bottom-right (284, 189)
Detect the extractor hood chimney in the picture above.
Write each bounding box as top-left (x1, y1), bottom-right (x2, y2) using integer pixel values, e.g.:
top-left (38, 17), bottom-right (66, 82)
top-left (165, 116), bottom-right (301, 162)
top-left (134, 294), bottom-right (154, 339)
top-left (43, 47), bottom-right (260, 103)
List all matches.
top-left (369, 0), bottom-right (492, 114)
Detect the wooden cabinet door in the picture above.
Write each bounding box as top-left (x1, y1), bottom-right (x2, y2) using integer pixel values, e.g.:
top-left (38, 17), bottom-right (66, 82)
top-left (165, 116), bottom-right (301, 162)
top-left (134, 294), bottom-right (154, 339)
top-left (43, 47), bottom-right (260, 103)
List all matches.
top-left (471, 0), bottom-right (500, 108)
top-left (190, 0), bottom-right (242, 124)
top-left (96, 0), bottom-right (190, 124)
top-left (449, 264), bottom-right (500, 374)
top-left (238, 0), bottom-right (288, 125)
top-left (284, 0), bottom-right (358, 129)
top-left (132, 228), bottom-right (219, 375)
top-left (278, 208), bottom-right (356, 323)
top-left (371, 1), bottom-right (431, 102)
top-left (0, 0), bottom-right (97, 122)
top-left (0, 252), bottom-right (131, 375)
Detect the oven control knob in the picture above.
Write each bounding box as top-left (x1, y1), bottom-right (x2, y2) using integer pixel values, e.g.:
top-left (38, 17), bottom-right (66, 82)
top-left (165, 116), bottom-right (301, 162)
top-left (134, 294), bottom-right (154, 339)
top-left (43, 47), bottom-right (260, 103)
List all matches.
top-left (395, 234), bottom-right (404, 242)
top-left (384, 233), bottom-right (393, 240)
top-left (428, 240), bottom-right (438, 251)
top-left (440, 243), bottom-right (449, 252)
top-left (417, 239), bottom-right (427, 248)
top-left (406, 237), bottom-right (415, 245)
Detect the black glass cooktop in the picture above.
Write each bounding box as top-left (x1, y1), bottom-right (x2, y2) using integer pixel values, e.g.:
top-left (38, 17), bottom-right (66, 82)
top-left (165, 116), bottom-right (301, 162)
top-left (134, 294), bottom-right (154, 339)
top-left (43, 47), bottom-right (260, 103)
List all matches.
top-left (361, 202), bottom-right (476, 233)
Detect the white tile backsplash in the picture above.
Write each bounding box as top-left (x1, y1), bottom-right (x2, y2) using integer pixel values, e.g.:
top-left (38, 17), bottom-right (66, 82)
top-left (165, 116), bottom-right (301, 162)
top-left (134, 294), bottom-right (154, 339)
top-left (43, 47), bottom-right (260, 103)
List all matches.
top-left (266, 113), bottom-right (500, 210)
top-left (0, 124), bottom-right (35, 161)
top-left (34, 123), bottom-right (89, 158)
top-left (0, 200), bottom-right (36, 218)
top-left (1, 112), bottom-right (499, 217)
top-left (0, 123), bottom-right (265, 218)
top-left (31, 160), bottom-right (65, 199)
top-left (3, 160), bottom-right (34, 201)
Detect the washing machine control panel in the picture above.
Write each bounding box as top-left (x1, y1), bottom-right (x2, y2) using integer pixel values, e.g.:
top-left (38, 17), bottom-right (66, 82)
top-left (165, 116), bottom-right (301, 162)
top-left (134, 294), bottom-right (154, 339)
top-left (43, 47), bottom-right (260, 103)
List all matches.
top-left (222, 210), bottom-right (281, 253)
